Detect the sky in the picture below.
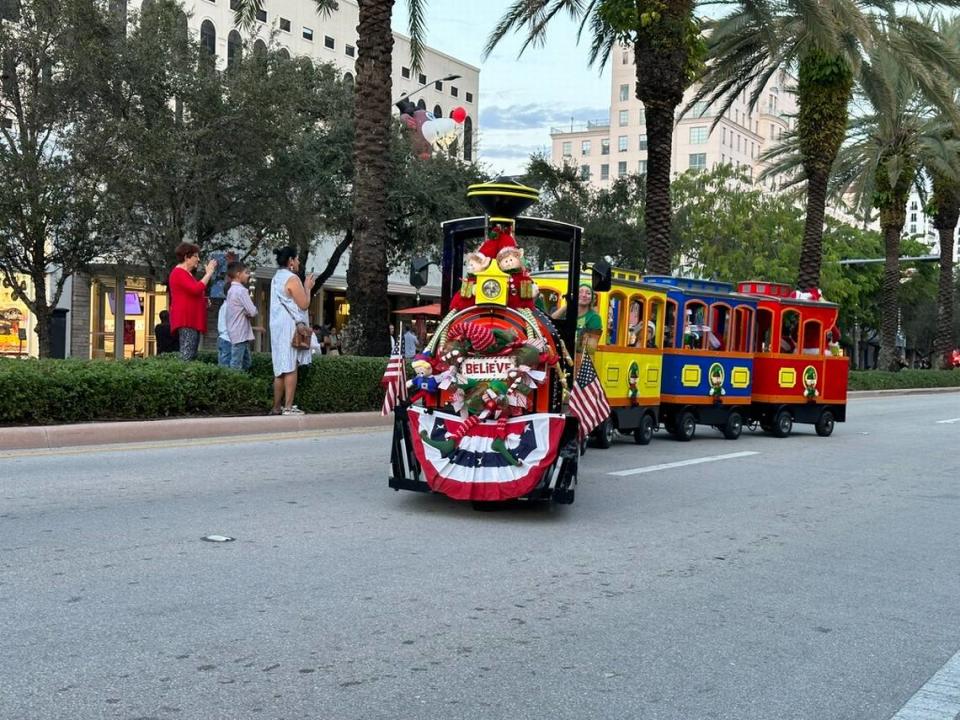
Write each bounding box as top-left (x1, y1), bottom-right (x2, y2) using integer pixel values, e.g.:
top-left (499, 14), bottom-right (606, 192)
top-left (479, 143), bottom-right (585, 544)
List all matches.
top-left (392, 1), bottom-right (612, 176)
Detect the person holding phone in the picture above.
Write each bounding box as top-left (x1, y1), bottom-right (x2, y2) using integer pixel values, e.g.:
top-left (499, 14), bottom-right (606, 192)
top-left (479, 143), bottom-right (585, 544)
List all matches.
top-left (168, 242), bottom-right (217, 361)
top-left (269, 246), bottom-right (315, 415)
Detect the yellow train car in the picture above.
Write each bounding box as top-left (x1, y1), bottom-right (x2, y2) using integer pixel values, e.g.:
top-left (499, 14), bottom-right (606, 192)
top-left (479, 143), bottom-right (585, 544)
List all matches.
top-left (532, 263), bottom-right (666, 447)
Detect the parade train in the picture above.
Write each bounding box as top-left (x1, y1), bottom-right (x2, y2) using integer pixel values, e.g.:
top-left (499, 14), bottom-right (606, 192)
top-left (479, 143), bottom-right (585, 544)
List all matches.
top-left (388, 180), bottom-right (849, 505)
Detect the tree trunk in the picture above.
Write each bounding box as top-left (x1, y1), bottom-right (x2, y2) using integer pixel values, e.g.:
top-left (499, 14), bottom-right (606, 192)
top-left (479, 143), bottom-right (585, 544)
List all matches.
top-left (643, 101), bottom-right (675, 274)
top-left (796, 51), bottom-right (853, 291)
top-left (877, 221), bottom-right (903, 372)
top-left (931, 192), bottom-right (959, 369)
top-left (343, 0), bottom-right (394, 357)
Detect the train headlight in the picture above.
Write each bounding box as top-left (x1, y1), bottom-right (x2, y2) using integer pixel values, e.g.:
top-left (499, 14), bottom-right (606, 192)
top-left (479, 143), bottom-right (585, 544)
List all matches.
top-left (481, 279), bottom-right (502, 299)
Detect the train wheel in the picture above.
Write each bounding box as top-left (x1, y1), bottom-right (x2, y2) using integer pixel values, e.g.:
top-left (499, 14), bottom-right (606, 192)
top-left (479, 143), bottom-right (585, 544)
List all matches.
top-left (722, 411), bottom-right (743, 440)
top-left (593, 417), bottom-right (616, 449)
top-left (674, 410), bottom-right (696, 442)
top-left (634, 414), bottom-right (654, 445)
top-left (815, 409), bottom-right (835, 437)
top-left (772, 408), bottom-right (793, 438)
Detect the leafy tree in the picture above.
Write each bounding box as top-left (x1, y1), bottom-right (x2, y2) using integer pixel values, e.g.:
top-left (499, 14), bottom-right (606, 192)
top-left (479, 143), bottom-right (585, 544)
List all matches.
top-left (485, 0), bottom-right (705, 276)
top-left (234, 0), bottom-right (429, 357)
top-left (0, 0), bottom-right (117, 356)
top-left (693, 1), bottom-right (960, 292)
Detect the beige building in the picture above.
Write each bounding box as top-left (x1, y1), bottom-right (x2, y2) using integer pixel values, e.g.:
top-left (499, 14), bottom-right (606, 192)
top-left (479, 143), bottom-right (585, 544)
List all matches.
top-left (550, 45), bottom-right (796, 189)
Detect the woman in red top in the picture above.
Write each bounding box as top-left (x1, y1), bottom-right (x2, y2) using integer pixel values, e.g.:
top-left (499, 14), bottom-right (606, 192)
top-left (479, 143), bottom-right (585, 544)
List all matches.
top-left (168, 242), bottom-right (217, 360)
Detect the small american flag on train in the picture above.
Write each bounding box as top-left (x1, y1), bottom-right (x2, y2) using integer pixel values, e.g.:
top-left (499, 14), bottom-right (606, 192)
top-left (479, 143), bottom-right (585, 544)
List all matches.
top-left (380, 332), bottom-right (407, 416)
top-left (569, 352), bottom-right (610, 439)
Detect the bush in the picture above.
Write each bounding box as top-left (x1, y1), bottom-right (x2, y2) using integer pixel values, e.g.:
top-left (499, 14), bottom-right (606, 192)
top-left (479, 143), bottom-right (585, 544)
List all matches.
top-left (0, 353), bottom-right (390, 425)
top-left (848, 369), bottom-right (960, 391)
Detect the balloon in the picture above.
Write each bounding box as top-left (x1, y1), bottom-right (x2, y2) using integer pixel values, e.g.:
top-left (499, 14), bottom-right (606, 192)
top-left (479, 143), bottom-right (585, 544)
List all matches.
top-left (451, 106), bottom-right (467, 124)
top-left (422, 117), bottom-right (457, 145)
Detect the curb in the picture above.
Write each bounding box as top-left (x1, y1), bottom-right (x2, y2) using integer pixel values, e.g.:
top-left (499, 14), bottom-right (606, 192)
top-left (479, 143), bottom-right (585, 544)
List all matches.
top-left (0, 411), bottom-right (392, 451)
top-left (849, 387), bottom-right (960, 399)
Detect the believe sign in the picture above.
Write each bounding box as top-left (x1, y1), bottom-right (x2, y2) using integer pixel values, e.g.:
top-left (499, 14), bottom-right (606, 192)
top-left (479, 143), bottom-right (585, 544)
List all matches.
top-left (461, 356), bottom-right (516, 379)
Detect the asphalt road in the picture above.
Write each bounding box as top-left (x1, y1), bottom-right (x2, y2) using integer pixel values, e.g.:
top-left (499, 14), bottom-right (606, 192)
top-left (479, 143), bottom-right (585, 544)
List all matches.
top-left (2, 393), bottom-right (959, 720)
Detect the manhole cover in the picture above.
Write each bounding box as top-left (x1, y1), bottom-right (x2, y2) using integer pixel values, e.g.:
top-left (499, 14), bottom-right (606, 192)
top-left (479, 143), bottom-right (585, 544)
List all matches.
top-left (201, 535), bottom-right (235, 543)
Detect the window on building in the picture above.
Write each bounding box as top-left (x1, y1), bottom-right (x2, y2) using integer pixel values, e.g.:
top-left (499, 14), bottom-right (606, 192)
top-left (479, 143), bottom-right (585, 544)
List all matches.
top-left (619, 109), bottom-right (629, 126)
top-left (279, 17), bottom-right (290, 32)
top-left (618, 161), bottom-right (627, 177)
top-left (277, 48), bottom-right (290, 60)
top-left (618, 135), bottom-right (628, 152)
top-left (302, 27), bottom-right (313, 41)
top-left (911, 212), bottom-right (917, 222)
top-left (910, 224), bottom-right (917, 234)
top-left (736, 135), bottom-right (741, 152)
top-left (199, 19), bottom-right (216, 57)
top-left (638, 160), bottom-right (646, 174)
top-left (433, 104), bottom-right (442, 118)
top-left (418, 73), bottom-right (427, 85)
top-left (434, 80), bottom-right (443, 91)
top-left (638, 134), bottom-right (647, 151)
top-left (600, 164), bottom-right (610, 180)
top-left (463, 116), bottom-right (473, 161)
top-left (622, 50), bottom-right (630, 64)
top-left (416, 98), bottom-right (426, 111)
top-left (581, 140), bottom-right (591, 156)
top-left (689, 126), bottom-right (708, 144)
top-left (253, 38), bottom-right (267, 56)
top-left (343, 72), bottom-right (354, 86)
top-left (638, 108), bottom-right (645, 125)
top-left (227, 29), bottom-right (242, 68)
top-left (689, 153), bottom-right (707, 171)
top-left (722, 127), bottom-right (726, 145)
top-left (580, 164), bottom-right (591, 180)
top-left (451, 86), bottom-right (458, 97)
top-left (911, 201), bottom-right (918, 210)
top-left (345, 44), bottom-right (355, 57)
top-left (401, 66), bottom-right (410, 79)
top-left (562, 141), bottom-right (572, 157)
top-left (769, 123), bottom-right (775, 139)
top-left (619, 84), bottom-right (630, 101)
top-left (600, 138), bottom-right (610, 155)
top-left (465, 91), bottom-right (473, 103)
top-left (690, 101), bottom-right (708, 118)
top-left (229, 0), bottom-right (239, 8)
top-left (324, 35), bottom-right (335, 49)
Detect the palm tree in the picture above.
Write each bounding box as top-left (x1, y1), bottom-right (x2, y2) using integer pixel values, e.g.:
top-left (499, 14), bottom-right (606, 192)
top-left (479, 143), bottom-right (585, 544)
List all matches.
top-left (485, 0), bottom-right (704, 275)
top-left (233, 0), bottom-right (426, 356)
top-left (693, 1), bottom-right (960, 292)
top-left (764, 42), bottom-right (960, 370)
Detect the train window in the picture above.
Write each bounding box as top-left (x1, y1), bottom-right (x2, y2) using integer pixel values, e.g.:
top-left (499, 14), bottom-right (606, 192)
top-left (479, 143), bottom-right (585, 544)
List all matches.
top-left (756, 308), bottom-right (774, 351)
top-left (627, 297), bottom-right (644, 346)
top-left (541, 289), bottom-right (562, 317)
top-left (607, 294), bottom-right (624, 345)
top-left (664, 300), bottom-right (678, 348)
top-left (647, 298), bottom-right (663, 348)
top-left (802, 320), bottom-right (822, 355)
top-left (683, 300), bottom-right (708, 349)
top-left (733, 307), bottom-right (754, 352)
top-left (710, 304), bottom-right (731, 351)
top-left (780, 310), bottom-right (800, 353)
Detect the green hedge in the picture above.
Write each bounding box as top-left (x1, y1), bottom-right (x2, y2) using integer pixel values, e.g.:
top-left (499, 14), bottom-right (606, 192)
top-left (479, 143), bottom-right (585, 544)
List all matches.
top-left (0, 353), bottom-right (389, 425)
top-left (847, 369), bottom-right (960, 391)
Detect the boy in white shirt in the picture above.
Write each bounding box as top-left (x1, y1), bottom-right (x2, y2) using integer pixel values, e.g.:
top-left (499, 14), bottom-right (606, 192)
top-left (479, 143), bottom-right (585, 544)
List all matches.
top-left (224, 262), bottom-right (259, 371)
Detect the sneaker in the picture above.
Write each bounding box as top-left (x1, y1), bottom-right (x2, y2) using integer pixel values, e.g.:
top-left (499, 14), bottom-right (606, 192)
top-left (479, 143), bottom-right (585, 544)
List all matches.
top-left (281, 406), bottom-right (305, 416)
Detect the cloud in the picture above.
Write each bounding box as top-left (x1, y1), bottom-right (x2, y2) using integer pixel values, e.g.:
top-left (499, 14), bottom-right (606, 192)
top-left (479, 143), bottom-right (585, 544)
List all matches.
top-left (480, 103), bottom-right (609, 131)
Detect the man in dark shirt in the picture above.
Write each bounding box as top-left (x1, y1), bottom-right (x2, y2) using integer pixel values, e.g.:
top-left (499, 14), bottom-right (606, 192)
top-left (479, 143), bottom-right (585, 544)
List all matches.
top-left (155, 310), bottom-right (180, 355)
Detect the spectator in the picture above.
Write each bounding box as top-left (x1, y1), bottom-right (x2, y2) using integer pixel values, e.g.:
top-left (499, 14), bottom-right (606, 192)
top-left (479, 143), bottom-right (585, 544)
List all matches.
top-left (551, 284), bottom-right (602, 353)
top-left (169, 242), bottom-right (217, 361)
top-left (225, 261), bottom-right (259, 372)
top-left (312, 324), bottom-right (330, 355)
top-left (155, 310), bottom-right (179, 355)
top-left (269, 246), bottom-right (315, 415)
top-left (217, 294), bottom-right (231, 368)
top-left (388, 323), bottom-right (396, 351)
top-left (403, 327), bottom-right (418, 358)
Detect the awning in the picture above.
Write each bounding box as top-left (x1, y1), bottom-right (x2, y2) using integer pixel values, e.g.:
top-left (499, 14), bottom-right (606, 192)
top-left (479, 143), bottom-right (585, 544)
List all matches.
top-left (394, 303), bottom-right (442, 317)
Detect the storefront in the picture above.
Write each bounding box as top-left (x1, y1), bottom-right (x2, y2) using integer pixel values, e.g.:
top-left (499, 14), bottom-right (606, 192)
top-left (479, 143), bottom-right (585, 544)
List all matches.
top-left (0, 274), bottom-right (38, 358)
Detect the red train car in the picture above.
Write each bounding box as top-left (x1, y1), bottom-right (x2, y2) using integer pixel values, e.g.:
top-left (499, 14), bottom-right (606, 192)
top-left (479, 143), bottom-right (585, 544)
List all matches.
top-left (737, 281), bottom-right (849, 437)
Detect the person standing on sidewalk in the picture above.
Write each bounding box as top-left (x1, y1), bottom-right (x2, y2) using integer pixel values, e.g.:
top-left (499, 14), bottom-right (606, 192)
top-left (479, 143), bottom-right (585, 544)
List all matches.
top-left (216, 292), bottom-right (231, 368)
top-left (169, 242), bottom-right (217, 361)
top-left (269, 247), bottom-right (315, 415)
top-left (225, 261), bottom-right (259, 372)
top-left (155, 310), bottom-right (179, 355)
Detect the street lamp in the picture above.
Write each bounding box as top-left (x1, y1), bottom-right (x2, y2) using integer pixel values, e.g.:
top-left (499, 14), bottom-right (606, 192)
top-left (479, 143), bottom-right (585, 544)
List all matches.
top-left (395, 73), bottom-right (461, 108)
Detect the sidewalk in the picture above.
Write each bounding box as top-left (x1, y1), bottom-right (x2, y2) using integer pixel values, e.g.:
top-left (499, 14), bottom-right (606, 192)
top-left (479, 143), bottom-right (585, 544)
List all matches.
top-left (1, 387), bottom-right (956, 452)
top-left (0, 411), bottom-right (392, 451)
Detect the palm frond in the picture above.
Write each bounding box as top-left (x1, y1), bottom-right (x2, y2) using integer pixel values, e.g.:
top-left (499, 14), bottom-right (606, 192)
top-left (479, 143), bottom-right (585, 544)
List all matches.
top-left (231, 0), bottom-right (261, 33)
top-left (405, 0), bottom-right (427, 72)
top-left (314, 0), bottom-right (339, 17)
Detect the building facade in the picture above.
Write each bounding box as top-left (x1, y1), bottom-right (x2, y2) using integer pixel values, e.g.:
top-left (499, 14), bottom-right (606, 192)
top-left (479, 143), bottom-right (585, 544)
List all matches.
top-left (550, 45), bottom-right (796, 190)
top-left (63, 0), bottom-right (476, 359)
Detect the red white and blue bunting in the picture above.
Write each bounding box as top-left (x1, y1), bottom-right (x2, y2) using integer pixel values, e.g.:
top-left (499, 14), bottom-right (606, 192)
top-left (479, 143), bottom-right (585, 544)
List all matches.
top-left (407, 406), bottom-right (566, 501)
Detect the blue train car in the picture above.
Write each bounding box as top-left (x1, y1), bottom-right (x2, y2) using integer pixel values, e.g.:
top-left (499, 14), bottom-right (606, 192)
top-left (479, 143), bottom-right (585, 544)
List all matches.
top-left (642, 275), bottom-right (758, 440)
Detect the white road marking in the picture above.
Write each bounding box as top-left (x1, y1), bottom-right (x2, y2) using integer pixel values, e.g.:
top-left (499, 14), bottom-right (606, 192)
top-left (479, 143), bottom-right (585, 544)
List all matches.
top-left (889, 648), bottom-right (960, 720)
top-left (935, 418), bottom-right (960, 424)
top-left (608, 451), bottom-right (760, 477)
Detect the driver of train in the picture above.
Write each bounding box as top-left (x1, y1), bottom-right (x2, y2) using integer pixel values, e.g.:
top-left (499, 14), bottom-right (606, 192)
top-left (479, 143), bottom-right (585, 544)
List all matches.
top-left (552, 283), bottom-right (602, 353)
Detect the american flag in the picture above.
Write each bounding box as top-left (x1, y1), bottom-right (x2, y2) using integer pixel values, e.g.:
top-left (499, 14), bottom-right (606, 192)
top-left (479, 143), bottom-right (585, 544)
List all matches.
top-left (569, 352), bottom-right (610, 439)
top-left (381, 331), bottom-right (408, 416)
